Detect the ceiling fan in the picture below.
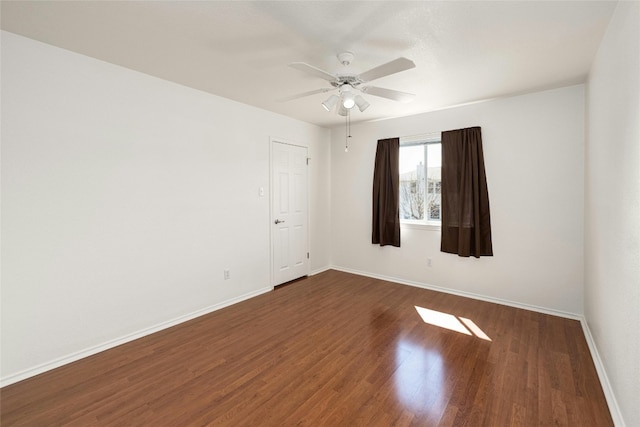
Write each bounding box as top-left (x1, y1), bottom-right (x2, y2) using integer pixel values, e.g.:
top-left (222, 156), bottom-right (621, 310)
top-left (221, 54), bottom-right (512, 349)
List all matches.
top-left (281, 52), bottom-right (416, 116)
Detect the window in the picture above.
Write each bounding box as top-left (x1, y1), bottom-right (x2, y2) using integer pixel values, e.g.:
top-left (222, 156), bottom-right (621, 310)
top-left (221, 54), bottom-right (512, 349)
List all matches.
top-left (399, 136), bottom-right (442, 226)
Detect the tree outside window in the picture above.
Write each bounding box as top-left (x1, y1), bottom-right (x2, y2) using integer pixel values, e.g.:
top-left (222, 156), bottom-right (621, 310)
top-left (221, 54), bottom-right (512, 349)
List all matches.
top-left (399, 140), bottom-right (441, 225)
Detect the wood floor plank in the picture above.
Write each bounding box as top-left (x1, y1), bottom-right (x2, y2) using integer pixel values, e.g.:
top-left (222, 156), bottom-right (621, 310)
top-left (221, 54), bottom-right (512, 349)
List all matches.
top-left (0, 270), bottom-right (613, 426)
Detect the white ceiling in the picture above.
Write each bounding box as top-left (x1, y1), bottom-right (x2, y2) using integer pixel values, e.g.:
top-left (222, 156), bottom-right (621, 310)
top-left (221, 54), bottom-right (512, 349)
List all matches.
top-left (1, 1), bottom-right (616, 128)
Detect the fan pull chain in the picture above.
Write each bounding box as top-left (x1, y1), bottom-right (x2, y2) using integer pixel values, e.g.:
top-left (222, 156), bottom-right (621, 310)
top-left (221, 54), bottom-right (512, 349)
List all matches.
top-left (345, 109), bottom-right (351, 153)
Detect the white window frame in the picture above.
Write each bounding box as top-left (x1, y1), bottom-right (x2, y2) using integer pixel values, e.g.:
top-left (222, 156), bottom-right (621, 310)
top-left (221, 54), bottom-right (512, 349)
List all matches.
top-left (399, 134), bottom-right (442, 231)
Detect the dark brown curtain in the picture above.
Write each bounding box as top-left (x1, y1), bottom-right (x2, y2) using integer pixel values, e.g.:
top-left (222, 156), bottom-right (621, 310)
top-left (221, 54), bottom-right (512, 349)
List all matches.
top-left (440, 127), bottom-right (493, 257)
top-left (372, 138), bottom-right (400, 247)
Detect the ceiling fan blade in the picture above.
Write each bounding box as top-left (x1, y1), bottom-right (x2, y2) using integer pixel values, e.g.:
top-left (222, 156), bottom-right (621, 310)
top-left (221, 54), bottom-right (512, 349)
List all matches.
top-left (360, 86), bottom-right (415, 103)
top-left (277, 87), bottom-right (334, 102)
top-left (289, 62), bottom-right (337, 83)
top-left (357, 57), bottom-right (415, 83)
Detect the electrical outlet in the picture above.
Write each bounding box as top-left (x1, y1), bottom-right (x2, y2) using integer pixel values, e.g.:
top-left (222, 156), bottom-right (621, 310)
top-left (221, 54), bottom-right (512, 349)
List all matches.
top-left (427, 258), bottom-right (432, 267)
top-left (224, 270), bottom-right (230, 280)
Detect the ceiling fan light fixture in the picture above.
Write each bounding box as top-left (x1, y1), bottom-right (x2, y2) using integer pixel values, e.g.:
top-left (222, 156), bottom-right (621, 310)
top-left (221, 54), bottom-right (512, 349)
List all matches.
top-left (355, 95), bottom-right (370, 112)
top-left (342, 92), bottom-right (355, 109)
top-left (322, 94), bottom-right (339, 111)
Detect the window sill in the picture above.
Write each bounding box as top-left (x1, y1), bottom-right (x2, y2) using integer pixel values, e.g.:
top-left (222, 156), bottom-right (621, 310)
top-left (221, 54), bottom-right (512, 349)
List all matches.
top-left (401, 222), bottom-right (441, 232)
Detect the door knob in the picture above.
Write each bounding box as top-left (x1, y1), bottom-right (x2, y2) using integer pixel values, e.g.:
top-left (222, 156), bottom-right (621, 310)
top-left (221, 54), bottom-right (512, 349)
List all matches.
top-left (275, 219), bottom-right (285, 224)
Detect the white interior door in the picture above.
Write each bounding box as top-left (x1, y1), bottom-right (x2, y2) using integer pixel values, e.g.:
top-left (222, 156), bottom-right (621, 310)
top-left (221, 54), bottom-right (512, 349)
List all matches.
top-left (272, 141), bottom-right (308, 286)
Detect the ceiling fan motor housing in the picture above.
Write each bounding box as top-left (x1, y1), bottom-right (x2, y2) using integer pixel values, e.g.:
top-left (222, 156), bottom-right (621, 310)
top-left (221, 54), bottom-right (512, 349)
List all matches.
top-left (331, 75), bottom-right (361, 88)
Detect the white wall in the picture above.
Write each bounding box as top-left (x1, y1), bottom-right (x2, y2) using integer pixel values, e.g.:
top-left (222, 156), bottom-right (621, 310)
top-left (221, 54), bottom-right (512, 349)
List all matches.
top-left (0, 31), bottom-right (331, 383)
top-left (309, 136), bottom-right (332, 274)
top-left (331, 85), bottom-right (585, 315)
top-left (586, 2), bottom-right (640, 426)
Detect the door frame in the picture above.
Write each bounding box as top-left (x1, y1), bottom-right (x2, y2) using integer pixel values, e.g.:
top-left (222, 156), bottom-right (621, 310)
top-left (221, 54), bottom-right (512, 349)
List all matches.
top-left (269, 137), bottom-right (311, 288)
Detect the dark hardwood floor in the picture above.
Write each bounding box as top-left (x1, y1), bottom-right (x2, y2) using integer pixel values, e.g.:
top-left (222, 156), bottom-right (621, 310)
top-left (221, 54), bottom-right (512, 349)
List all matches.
top-left (1, 270), bottom-right (612, 426)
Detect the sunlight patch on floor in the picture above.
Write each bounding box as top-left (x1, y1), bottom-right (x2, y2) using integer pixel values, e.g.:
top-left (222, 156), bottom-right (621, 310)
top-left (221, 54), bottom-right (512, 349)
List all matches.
top-left (414, 306), bottom-right (492, 341)
top-left (459, 317), bottom-right (492, 341)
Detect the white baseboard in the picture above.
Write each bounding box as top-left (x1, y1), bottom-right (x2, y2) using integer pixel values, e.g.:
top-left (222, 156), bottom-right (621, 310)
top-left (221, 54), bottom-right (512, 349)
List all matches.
top-left (309, 266), bottom-right (331, 276)
top-left (331, 265), bottom-right (581, 320)
top-left (0, 286), bottom-right (273, 388)
top-left (579, 318), bottom-right (626, 427)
